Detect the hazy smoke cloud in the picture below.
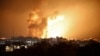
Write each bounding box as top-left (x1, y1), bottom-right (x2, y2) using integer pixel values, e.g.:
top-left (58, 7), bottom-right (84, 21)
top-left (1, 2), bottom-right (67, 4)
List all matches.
top-left (28, 0), bottom-right (100, 39)
top-left (0, 0), bottom-right (99, 39)
top-left (27, 5), bottom-right (47, 37)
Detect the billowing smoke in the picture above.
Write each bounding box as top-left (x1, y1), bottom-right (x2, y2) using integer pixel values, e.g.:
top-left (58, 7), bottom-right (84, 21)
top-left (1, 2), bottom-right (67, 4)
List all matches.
top-left (27, 10), bottom-right (47, 38)
top-left (27, 0), bottom-right (99, 39)
top-left (27, 0), bottom-right (47, 38)
top-left (27, 0), bottom-right (56, 38)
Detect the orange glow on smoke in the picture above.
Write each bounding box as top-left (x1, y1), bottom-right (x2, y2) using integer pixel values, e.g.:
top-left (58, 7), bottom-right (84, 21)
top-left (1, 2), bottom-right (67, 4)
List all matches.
top-left (28, 10), bottom-right (68, 38)
top-left (28, 10), bottom-right (46, 38)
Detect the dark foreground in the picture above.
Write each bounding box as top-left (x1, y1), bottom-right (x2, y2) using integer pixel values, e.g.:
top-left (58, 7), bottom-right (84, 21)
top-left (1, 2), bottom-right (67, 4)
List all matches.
top-left (0, 38), bottom-right (100, 56)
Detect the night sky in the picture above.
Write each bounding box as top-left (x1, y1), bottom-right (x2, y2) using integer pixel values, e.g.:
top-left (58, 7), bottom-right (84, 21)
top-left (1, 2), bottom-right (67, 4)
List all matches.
top-left (0, 0), bottom-right (100, 40)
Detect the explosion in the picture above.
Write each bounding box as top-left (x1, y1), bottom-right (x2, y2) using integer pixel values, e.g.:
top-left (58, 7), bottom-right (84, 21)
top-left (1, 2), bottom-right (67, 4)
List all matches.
top-left (46, 14), bottom-right (65, 38)
top-left (27, 10), bottom-right (66, 38)
top-left (27, 0), bottom-right (67, 38)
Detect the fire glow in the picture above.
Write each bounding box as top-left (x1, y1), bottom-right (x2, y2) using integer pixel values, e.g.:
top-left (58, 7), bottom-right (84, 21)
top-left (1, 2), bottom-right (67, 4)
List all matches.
top-left (47, 15), bottom-right (65, 38)
top-left (28, 10), bottom-right (68, 38)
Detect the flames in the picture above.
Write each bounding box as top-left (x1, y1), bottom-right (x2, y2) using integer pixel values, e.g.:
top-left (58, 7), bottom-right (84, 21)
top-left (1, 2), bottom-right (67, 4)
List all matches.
top-left (46, 15), bottom-right (65, 38)
top-left (28, 10), bottom-right (66, 38)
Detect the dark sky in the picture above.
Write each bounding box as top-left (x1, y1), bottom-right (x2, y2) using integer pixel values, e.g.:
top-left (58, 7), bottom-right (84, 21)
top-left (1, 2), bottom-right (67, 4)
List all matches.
top-left (0, 0), bottom-right (100, 39)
